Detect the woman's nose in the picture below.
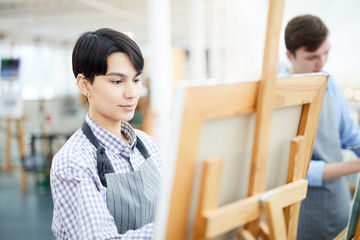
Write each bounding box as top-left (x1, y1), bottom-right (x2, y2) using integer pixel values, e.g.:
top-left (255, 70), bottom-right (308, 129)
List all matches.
top-left (124, 82), bottom-right (137, 98)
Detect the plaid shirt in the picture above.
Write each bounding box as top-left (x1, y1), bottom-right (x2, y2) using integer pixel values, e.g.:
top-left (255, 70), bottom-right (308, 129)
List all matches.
top-left (51, 114), bottom-right (163, 239)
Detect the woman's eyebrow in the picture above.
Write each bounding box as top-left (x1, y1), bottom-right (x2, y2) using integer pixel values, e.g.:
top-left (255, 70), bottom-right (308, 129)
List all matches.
top-left (106, 72), bottom-right (142, 78)
top-left (105, 72), bottom-right (127, 78)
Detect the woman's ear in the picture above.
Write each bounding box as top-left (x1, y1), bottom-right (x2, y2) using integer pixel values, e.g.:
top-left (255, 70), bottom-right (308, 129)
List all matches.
top-left (76, 74), bottom-right (91, 97)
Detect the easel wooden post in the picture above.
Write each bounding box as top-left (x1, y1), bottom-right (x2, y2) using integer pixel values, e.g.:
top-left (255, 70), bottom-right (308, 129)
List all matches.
top-left (245, 0), bottom-right (285, 234)
top-left (247, 0), bottom-right (285, 195)
top-left (2, 117), bottom-right (27, 192)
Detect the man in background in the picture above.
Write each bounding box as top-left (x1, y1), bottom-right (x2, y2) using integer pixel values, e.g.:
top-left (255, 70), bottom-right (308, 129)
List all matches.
top-left (281, 14), bottom-right (360, 239)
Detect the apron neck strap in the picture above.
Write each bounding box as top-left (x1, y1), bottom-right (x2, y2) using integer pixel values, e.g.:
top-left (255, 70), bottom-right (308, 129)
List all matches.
top-left (135, 136), bottom-right (150, 159)
top-left (81, 121), bottom-right (151, 187)
top-left (81, 121), bottom-right (114, 187)
top-left (81, 121), bottom-right (101, 148)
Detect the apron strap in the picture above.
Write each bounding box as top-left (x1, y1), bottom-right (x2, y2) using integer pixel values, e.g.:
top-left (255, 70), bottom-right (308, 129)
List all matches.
top-left (81, 122), bottom-right (114, 187)
top-left (135, 136), bottom-right (150, 159)
top-left (81, 121), bottom-right (151, 187)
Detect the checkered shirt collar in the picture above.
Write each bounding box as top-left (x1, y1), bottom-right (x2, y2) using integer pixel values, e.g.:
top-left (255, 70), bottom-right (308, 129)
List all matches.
top-left (85, 114), bottom-right (136, 152)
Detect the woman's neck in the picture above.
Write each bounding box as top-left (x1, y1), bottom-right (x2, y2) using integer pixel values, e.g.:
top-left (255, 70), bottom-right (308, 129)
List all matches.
top-left (88, 112), bottom-right (125, 141)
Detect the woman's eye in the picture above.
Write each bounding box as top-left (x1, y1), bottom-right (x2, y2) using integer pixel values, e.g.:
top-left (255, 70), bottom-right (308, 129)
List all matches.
top-left (134, 79), bottom-right (141, 83)
top-left (112, 80), bottom-right (122, 84)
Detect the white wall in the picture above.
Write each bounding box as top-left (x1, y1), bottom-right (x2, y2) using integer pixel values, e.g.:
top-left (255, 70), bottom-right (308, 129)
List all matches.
top-left (0, 0), bottom-right (359, 99)
top-left (200, 0), bottom-right (360, 88)
top-left (0, 43), bottom-right (74, 100)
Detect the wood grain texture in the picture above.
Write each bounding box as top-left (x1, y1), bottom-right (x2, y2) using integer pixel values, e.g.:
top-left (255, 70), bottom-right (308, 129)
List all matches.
top-left (193, 158), bottom-right (223, 240)
top-left (247, 0), bottom-right (286, 198)
top-left (200, 180), bottom-right (307, 238)
top-left (355, 215), bottom-right (360, 240)
top-left (246, 0), bottom-right (286, 235)
top-left (262, 180), bottom-right (308, 240)
top-left (166, 92), bottom-right (204, 240)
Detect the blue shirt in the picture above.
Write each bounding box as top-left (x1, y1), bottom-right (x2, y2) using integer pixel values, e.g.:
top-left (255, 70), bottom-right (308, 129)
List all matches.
top-left (278, 69), bottom-right (360, 186)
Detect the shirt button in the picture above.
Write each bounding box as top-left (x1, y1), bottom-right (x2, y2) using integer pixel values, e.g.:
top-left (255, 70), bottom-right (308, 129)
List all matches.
top-left (114, 150), bottom-right (120, 155)
top-left (124, 147), bottom-right (129, 151)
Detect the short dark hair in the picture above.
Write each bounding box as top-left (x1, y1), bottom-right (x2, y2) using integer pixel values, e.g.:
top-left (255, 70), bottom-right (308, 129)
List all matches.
top-left (72, 28), bottom-right (144, 84)
top-left (285, 15), bottom-right (329, 55)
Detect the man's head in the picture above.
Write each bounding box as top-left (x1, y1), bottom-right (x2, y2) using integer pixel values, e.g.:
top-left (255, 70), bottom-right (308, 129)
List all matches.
top-left (72, 28), bottom-right (144, 83)
top-left (285, 15), bottom-right (330, 74)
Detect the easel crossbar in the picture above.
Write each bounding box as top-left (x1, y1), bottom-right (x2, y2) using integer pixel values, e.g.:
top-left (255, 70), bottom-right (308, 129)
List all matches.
top-left (202, 180), bottom-right (308, 238)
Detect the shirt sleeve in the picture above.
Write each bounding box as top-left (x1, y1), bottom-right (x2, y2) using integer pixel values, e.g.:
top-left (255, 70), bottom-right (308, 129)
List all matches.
top-left (306, 160), bottom-right (325, 187)
top-left (51, 166), bottom-right (155, 240)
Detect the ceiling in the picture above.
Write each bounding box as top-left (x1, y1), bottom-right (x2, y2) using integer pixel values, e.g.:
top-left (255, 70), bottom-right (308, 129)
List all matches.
top-left (0, 0), bottom-right (189, 47)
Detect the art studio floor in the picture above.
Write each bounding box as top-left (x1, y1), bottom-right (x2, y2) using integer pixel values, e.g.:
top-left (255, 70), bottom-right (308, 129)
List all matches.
top-left (0, 171), bottom-right (55, 240)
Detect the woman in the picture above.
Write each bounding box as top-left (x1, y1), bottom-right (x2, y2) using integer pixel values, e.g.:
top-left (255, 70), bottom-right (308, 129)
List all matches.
top-left (50, 28), bottom-right (163, 239)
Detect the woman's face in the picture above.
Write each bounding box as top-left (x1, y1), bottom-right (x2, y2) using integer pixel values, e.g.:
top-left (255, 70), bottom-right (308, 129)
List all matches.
top-left (87, 52), bottom-right (142, 126)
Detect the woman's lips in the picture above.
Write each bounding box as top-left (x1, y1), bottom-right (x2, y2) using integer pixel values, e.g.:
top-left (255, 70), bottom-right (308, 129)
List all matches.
top-left (119, 104), bottom-right (136, 111)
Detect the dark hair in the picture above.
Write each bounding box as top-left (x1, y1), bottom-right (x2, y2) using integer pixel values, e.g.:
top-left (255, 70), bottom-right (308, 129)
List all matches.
top-left (72, 28), bottom-right (144, 84)
top-left (285, 15), bottom-right (329, 55)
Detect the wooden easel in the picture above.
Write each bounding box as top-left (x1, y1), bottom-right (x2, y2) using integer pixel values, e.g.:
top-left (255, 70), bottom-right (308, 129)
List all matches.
top-left (334, 216), bottom-right (360, 240)
top-left (163, 0), bottom-right (328, 239)
top-left (164, 75), bottom-right (327, 240)
top-left (0, 117), bottom-right (27, 192)
top-left (335, 175), bottom-right (360, 240)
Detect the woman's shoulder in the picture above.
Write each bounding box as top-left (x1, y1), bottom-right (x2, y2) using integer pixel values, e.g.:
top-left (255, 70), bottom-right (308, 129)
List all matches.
top-left (134, 129), bottom-right (155, 142)
top-left (51, 129), bottom-right (96, 172)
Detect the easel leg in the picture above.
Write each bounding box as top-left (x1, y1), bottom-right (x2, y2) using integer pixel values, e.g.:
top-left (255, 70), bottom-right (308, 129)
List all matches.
top-left (354, 214), bottom-right (360, 240)
top-left (193, 158), bottom-right (223, 240)
top-left (17, 118), bottom-right (27, 192)
top-left (3, 118), bottom-right (27, 192)
top-left (5, 119), bottom-right (12, 170)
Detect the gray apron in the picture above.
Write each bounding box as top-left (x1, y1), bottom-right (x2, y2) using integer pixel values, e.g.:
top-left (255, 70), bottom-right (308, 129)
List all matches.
top-left (82, 122), bottom-right (160, 234)
top-left (297, 92), bottom-right (350, 239)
